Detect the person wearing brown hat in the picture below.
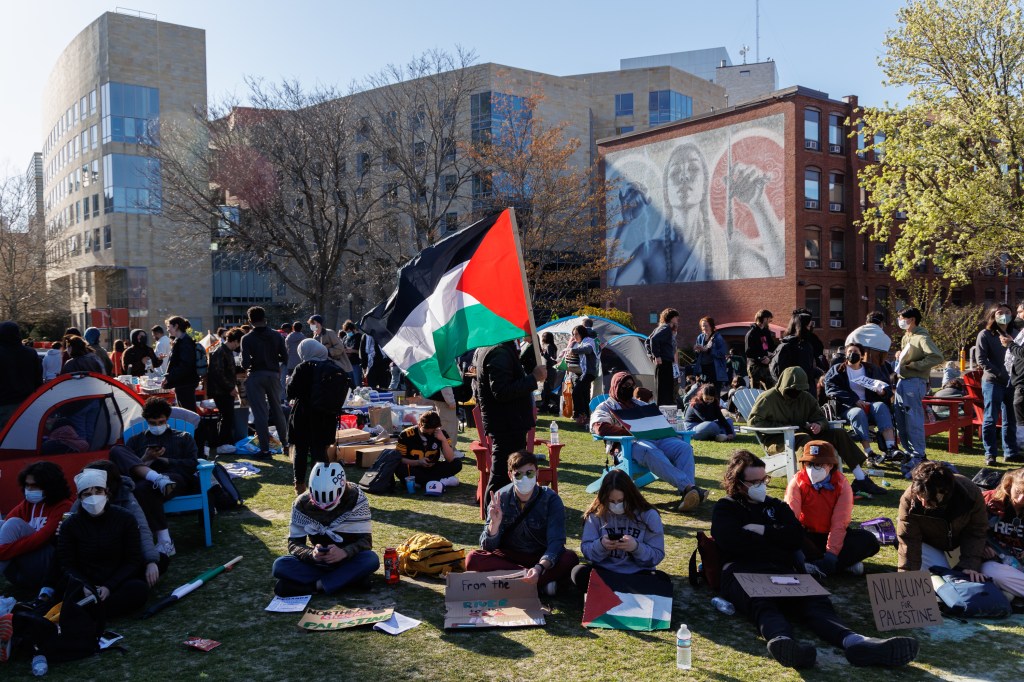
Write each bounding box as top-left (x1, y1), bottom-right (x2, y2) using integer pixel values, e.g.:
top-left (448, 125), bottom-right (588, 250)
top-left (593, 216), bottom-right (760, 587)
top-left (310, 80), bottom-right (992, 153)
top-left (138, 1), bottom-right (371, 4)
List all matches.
top-left (784, 440), bottom-right (880, 577)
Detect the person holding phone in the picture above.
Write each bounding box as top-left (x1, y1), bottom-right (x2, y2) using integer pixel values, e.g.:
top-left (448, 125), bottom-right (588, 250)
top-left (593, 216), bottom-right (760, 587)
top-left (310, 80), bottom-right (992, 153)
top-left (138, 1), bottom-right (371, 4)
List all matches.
top-left (977, 303), bottom-right (1021, 466)
top-left (572, 469), bottom-right (667, 593)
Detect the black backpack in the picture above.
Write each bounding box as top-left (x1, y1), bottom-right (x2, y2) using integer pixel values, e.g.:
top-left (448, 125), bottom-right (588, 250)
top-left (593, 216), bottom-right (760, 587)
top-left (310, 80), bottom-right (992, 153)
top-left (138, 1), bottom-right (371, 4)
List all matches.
top-left (208, 462), bottom-right (244, 511)
top-left (195, 343), bottom-right (209, 378)
top-left (770, 336), bottom-right (805, 382)
top-left (310, 361), bottom-right (350, 416)
top-left (358, 449), bottom-right (402, 494)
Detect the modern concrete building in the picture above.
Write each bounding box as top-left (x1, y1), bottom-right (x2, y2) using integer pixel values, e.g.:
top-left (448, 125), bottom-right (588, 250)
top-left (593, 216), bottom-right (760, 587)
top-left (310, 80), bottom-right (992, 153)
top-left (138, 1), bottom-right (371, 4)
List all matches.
top-left (621, 47), bottom-right (779, 106)
top-left (41, 11), bottom-right (213, 337)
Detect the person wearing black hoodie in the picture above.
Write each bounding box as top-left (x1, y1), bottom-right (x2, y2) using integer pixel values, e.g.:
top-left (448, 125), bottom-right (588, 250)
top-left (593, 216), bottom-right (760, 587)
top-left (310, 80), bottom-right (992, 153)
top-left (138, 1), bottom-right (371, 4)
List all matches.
top-left (0, 320), bottom-right (42, 428)
top-left (161, 316), bottom-right (200, 412)
top-left (241, 306), bottom-right (289, 458)
top-left (122, 328), bottom-right (162, 376)
top-left (744, 309), bottom-right (777, 389)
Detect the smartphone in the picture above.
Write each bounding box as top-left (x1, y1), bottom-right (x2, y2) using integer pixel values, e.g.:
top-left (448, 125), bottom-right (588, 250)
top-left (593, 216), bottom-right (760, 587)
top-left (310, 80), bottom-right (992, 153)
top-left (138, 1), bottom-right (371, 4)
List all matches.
top-left (316, 545), bottom-right (330, 554)
top-left (607, 530), bottom-right (624, 541)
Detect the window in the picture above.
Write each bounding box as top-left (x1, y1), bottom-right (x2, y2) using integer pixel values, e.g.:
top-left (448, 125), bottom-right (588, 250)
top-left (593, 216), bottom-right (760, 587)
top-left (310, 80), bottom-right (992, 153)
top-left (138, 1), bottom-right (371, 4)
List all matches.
top-left (102, 153), bottom-right (162, 214)
top-left (829, 287), bottom-right (845, 326)
top-left (472, 172), bottom-right (493, 209)
top-left (383, 148), bottom-right (398, 171)
top-left (648, 90), bottom-right (692, 125)
top-left (355, 117), bottom-right (370, 143)
top-left (615, 93), bottom-right (634, 117)
top-left (382, 182), bottom-right (399, 206)
top-left (443, 212), bottom-right (458, 233)
top-left (805, 287), bottom-right (822, 327)
top-left (804, 168), bottom-right (821, 208)
top-left (616, 126), bottom-right (635, 135)
top-left (804, 109), bottom-right (820, 149)
top-left (101, 82), bottom-right (160, 144)
top-left (93, 228), bottom-right (100, 252)
top-left (874, 243), bottom-right (888, 271)
top-left (91, 160), bottom-right (99, 185)
top-left (828, 172), bottom-right (844, 211)
top-left (442, 174), bottom-right (458, 199)
top-left (828, 114), bottom-right (845, 153)
top-left (89, 90), bottom-right (96, 116)
top-left (873, 132), bottom-right (885, 162)
top-left (830, 230), bottom-right (845, 268)
top-left (356, 153), bottom-right (369, 177)
top-left (804, 227), bottom-right (821, 267)
top-left (81, 132), bottom-right (88, 154)
top-left (90, 125), bottom-right (97, 150)
top-left (875, 286), bottom-right (889, 314)
top-left (81, 96), bottom-right (88, 119)
top-left (471, 91), bottom-right (529, 146)
top-left (441, 137), bottom-right (455, 163)
top-left (92, 194), bottom-right (100, 217)
top-left (984, 288), bottom-right (997, 304)
top-left (413, 141), bottom-right (425, 163)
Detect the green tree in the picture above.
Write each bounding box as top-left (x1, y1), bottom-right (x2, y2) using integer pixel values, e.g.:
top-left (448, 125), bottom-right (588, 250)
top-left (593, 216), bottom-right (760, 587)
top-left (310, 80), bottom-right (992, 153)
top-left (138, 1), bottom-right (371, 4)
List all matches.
top-left (857, 0), bottom-right (1024, 283)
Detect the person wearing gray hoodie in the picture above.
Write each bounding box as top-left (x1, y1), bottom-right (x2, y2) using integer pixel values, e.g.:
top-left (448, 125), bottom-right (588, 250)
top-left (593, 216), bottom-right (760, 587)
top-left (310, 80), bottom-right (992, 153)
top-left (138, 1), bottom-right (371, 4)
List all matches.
top-left (41, 342), bottom-right (62, 381)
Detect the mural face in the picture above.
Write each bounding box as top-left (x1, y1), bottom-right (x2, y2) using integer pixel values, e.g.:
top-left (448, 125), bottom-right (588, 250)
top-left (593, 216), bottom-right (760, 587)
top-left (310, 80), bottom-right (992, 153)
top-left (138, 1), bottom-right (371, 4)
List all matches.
top-left (606, 113), bottom-right (786, 285)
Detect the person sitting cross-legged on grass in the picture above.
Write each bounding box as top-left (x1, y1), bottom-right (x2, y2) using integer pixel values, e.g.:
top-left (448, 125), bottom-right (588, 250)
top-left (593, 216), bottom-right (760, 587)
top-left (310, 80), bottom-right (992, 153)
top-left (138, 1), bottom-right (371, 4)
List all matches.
top-left (712, 449), bottom-right (918, 670)
top-left (783, 440), bottom-right (880, 578)
top-left (571, 469), bottom-right (669, 593)
top-left (683, 383), bottom-right (735, 442)
top-left (466, 450), bottom-right (579, 596)
top-left (395, 410), bottom-right (462, 490)
top-left (271, 462), bottom-right (379, 597)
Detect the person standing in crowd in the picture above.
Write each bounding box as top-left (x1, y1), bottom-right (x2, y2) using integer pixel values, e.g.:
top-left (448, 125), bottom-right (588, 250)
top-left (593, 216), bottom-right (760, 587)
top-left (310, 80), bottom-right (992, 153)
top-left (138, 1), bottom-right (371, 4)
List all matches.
top-left (540, 331), bottom-right (560, 413)
top-left (649, 308), bottom-right (679, 406)
top-left (285, 321), bottom-right (305, 378)
top-left (111, 339), bottom-right (126, 376)
top-left (893, 306), bottom-right (943, 461)
top-left (206, 327), bottom-right (242, 456)
top-left (395, 410), bottom-right (462, 489)
top-left (342, 320), bottom-right (363, 388)
top-left (41, 341), bottom-right (62, 381)
top-left (467, 451), bottom-right (579, 596)
top-left (694, 316), bottom-right (729, 391)
top-left (83, 327), bottom-right (114, 375)
top-left (286, 339), bottom-right (347, 494)
top-left (0, 462), bottom-right (72, 590)
top-left (242, 306), bottom-right (289, 459)
top-left (473, 340), bottom-right (547, 503)
top-left (122, 328), bottom-right (162, 377)
top-left (1002, 325), bottom-right (1024, 450)
top-left (713, 449), bottom-right (918, 670)
top-left (0, 321), bottom-right (42, 428)
top-left (772, 311), bottom-right (819, 390)
top-left (161, 316), bottom-right (200, 413)
top-left (824, 342), bottom-right (900, 465)
top-left (745, 309), bottom-right (777, 389)
top-left (976, 303), bottom-right (1020, 466)
top-left (152, 324), bottom-right (171, 367)
top-left (361, 333), bottom-right (390, 389)
top-left (784, 441), bottom-right (880, 577)
top-left (271, 462), bottom-right (379, 596)
top-left (307, 314), bottom-right (353, 378)
top-left (846, 311), bottom-right (893, 370)
top-left (60, 335), bottom-right (104, 375)
top-left (572, 469), bottom-right (667, 593)
top-left (683, 383), bottom-right (735, 441)
top-left (564, 324), bottom-right (599, 425)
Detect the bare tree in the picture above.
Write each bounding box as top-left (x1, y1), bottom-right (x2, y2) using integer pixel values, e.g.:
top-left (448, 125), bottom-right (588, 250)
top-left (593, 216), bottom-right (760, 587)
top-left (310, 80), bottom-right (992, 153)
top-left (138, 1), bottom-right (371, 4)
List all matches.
top-left (891, 278), bottom-right (984, 358)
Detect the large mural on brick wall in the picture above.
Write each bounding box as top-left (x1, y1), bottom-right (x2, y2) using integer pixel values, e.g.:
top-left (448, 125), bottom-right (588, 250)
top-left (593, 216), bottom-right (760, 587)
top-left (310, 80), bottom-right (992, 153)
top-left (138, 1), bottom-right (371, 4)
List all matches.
top-left (605, 113), bottom-right (786, 285)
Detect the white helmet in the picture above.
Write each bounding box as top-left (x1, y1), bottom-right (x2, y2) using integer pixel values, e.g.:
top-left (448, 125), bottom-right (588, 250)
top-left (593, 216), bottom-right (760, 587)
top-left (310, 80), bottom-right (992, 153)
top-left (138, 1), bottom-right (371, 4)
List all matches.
top-left (308, 462), bottom-right (346, 510)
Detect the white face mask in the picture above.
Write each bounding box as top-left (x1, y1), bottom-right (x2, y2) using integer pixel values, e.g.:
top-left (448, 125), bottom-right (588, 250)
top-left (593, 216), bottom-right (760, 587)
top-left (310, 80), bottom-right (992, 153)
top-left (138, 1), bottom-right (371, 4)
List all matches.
top-left (82, 494), bottom-right (107, 516)
top-left (25, 488), bottom-right (44, 504)
top-left (513, 474), bottom-right (537, 496)
top-left (997, 314), bottom-right (1011, 325)
top-left (608, 501), bottom-right (626, 515)
top-left (148, 424), bottom-right (168, 436)
top-left (746, 482), bottom-right (768, 503)
top-left (807, 465), bottom-right (831, 485)
top-left (311, 324), bottom-right (321, 334)
top-left (898, 318), bottom-right (910, 330)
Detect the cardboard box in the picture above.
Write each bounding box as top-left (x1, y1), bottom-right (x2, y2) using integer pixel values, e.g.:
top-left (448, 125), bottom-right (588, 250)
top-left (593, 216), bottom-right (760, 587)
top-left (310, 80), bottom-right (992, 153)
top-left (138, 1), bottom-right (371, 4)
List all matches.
top-left (443, 571), bottom-right (546, 629)
top-left (336, 428), bottom-right (373, 445)
top-left (357, 444), bottom-right (395, 468)
top-left (368, 406), bottom-right (395, 431)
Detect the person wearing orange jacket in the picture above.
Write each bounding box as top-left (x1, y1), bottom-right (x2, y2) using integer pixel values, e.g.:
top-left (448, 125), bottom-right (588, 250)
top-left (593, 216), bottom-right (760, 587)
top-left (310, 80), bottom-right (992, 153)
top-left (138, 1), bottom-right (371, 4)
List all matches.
top-left (784, 440), bottom-right (880, 577)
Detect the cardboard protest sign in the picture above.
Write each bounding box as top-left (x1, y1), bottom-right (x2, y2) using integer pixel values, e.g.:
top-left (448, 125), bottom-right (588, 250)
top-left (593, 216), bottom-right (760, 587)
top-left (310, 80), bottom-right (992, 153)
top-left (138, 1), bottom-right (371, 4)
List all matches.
top-left (582, 569), bottom-right (672, 631)
top-left (733, 573), bottom-right (830, 598)
top-left (297, 606), bottom-right (394, 631)
top-left (866, 571), bottom-right (943, 631)
top-left (444, 571), bottom-right (546, 629)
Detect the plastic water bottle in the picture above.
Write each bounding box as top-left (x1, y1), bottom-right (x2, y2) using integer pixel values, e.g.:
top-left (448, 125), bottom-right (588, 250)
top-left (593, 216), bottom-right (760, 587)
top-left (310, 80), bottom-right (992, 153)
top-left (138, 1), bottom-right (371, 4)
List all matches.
top-left (711, 597), bottom-right (735, 615)
top-left (32, 655), bottom-right (48, 676)
top-left (676, 411), bottom-right (685, 432)
top-left (550, 421), bottom-right (559, 446)
top-left (676, 624), bottom-right (692, 670)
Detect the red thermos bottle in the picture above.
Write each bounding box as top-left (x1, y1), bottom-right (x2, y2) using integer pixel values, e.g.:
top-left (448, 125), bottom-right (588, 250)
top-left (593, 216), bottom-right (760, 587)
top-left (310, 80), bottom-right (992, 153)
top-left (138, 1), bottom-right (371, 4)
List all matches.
top-left (384, 547), bottom-right (400, 585)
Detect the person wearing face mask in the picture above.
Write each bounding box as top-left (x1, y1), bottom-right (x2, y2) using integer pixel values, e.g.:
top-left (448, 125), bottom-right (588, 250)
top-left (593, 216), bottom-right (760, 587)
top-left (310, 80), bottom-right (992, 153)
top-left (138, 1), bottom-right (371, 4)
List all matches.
top-left (784, 441), bottom-right (880, 578)
top-left (824, 343), bottom-right (900, 466)
top-left (897, 461), bottom-right (990, 585)
top-left (341, 320), bottom-right (363, 388)
top-left (592, 372), bottom-right (706, 511)
top-left (572, 469), bottom-right (667, 593)
top-left (0, 462), bottom-right (72, 591)
top-left (976, 303), bottom-right (1021, 466)
top-left (745, 309), bottom-right (777, 390)
top-left (111, 397), bottom-right (199, 556)
top-left (160, 316), bottom-right (201, 413)
top-left (893, 307), bottom-right (943, 461)
top-left (713, 450), bottom-right (918, 670)
top-left (271, 462), bottom-right (379, 596)
top-left (750, 366), bottom-right (887, 497)
top-left (982, 468), bottom-right (1024, 601)
top-left (648, 308), bottom-right (680, 406)
top-left (466, 451), bottom-right (579, 596)
top-left (683, 383), bottom-right (735, 441)
top-left (206, 327), bottom-right (243, 456)
top-left (121, 328), bottom-right (162, 377)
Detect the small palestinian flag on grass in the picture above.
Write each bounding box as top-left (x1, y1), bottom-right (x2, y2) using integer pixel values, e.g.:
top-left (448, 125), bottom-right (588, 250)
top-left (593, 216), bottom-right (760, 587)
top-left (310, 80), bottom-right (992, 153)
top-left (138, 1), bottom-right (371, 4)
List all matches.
top-left (360, 209), bottom-right (534, 397)
top-left (611, 403), bottom-right (678, 441)
top-left (582, 568), bottom-right (673, 631)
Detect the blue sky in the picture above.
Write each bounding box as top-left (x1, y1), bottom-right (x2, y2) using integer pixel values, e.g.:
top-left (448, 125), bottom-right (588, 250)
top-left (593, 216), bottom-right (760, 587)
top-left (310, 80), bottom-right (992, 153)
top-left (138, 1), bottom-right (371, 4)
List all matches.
top-left (0, 0), bottom-right (908, 173)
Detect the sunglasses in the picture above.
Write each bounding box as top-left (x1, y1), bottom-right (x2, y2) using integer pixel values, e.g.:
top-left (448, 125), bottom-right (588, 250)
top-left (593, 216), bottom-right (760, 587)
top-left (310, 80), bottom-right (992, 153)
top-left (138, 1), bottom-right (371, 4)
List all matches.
top-left (744, 475), bottom-right (771, 487)
top-left (512, 470), bottom-right (537, 481)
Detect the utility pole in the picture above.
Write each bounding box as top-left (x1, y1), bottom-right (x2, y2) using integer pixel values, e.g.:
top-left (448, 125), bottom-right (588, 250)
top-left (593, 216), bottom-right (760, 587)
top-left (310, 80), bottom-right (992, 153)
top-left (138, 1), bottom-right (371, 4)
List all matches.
top-left (756, 0), bottom-right (760, 63)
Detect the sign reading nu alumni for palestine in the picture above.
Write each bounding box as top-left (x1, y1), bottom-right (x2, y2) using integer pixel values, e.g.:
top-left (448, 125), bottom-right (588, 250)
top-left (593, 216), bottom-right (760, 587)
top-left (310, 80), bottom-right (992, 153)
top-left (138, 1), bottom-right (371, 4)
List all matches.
top-left (866, 571), bottom-right (943, 632)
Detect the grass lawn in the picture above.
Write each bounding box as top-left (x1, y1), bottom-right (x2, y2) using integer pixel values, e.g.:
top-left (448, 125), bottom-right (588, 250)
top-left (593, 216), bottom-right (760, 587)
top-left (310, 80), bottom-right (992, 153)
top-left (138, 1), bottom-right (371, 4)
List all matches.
top-left (4, 414), bottom-right (1024, 681)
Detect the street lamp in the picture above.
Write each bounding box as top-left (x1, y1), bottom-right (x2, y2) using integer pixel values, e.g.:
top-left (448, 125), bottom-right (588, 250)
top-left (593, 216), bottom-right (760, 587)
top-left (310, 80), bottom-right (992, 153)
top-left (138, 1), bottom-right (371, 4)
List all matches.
top-left (81, 292), bottom-right (90, 330)
top-left (347, 293), bottom-right (354, 321)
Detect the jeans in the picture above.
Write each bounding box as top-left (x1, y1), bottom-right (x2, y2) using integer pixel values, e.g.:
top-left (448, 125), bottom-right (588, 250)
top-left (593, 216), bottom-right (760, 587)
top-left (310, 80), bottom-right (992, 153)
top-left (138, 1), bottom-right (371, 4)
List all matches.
top-left (631, 437), bottom-right (696, 492)
top-left (350, 363), bottom-right (362, 388)
top-left (844, 402), bottom-right (893, 443)
top-left (690, 419), bottom-right (733, 441)
top-left (245, 369), bottom-right (289, 451)
top-left (982, 380), bottom-right (1018, 458)
top-left (272, 550), bottom-right (379, 593)
top-left (895, 377), bottom-right (927, 457)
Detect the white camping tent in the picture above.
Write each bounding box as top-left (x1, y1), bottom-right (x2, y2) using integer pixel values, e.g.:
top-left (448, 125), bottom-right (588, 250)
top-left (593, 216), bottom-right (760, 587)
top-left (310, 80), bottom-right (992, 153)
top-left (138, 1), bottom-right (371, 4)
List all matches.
top-left (537, 316), bottom-right (655, 390)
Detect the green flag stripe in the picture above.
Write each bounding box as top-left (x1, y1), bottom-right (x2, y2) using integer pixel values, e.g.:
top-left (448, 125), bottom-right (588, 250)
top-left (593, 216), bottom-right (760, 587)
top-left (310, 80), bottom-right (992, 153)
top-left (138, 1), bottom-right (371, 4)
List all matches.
top-left (586, 614), bottom-right (672, 631)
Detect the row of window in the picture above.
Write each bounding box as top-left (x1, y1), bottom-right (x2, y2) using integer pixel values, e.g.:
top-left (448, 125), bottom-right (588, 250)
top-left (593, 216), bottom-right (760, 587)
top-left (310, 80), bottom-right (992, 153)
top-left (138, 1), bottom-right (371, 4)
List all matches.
top-left (613, 91), bottom-right (694, 126)
top-left (45, 225), bottom-right (111, 265)
top-left (44, 89), bottom-right (97, 158)
top-left (46, 125), bottom-right (99, 191)
top-left (470, 91), bottom-right (529, 145)
top-left (804, 227), bottom-right (892, 271)
top-left (47, 160), bottom-right (101, 217)
top-left (803, 169), bottom-right (844, 211)
top-left (804, 107), bottom-right (886, 160)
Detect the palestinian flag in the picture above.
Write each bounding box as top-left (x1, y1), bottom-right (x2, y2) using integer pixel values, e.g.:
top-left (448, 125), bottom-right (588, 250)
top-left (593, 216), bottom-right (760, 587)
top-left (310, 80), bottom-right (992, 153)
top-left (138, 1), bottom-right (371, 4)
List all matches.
top-left (582, 568), bottom-right (673, 631)
top-left (360, 209), bottom-right (532, 396)
top-left (612, 403), bottom-right (678, 441)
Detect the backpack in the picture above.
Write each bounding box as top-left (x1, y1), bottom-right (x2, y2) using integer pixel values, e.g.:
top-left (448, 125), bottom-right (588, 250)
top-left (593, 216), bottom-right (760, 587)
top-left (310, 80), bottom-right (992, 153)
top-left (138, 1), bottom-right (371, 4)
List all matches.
top-left (357, 448), bottom-right (402, 494)
top-left (208, 462), bottom-right (243, 511)
top-left (687, 530), bottom-right (724, 591)
top-left (930, 568), bottom-right (1011, 618)
top-left (769, 336), bottom-right (808, 382)
top-left (971, 468), bottom-right (1004, 490)
top-left (396, 532), bottom-right (466, 577)
top-left (309, 361), bottom-right (350, 416)
top-left (195, 343), bottom-right (209, 378)
top-left (643, 328), bottom-right (659, 361)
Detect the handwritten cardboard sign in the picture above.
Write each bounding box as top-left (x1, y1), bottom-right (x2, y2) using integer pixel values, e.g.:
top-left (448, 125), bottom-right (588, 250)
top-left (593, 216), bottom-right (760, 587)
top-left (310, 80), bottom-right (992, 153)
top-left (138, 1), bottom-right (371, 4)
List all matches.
top-left (733, 573), bottom-right (830, 598)
top-left (866, 571), bottom-right (943, 631)
top-left (297, 606), bottom-right (394, 631)
top-left (444, 571), bottom-right (546, 629)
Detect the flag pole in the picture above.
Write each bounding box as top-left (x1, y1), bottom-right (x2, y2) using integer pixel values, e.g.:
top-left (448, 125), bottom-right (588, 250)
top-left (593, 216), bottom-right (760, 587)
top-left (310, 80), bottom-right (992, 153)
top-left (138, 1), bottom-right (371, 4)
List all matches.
top-left (506, 208), bottom-right (544, 371)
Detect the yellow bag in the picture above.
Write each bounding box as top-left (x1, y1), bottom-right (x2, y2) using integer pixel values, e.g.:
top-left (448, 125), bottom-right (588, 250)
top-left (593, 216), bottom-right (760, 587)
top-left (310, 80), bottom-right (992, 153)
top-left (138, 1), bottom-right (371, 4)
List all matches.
top-left (396, 532), bottom-right (465, 578)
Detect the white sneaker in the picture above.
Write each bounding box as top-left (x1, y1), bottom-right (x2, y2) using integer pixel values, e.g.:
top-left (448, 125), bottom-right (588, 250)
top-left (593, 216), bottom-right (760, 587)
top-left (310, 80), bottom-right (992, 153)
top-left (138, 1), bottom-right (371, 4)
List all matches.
top-left (216, 444), bottom-right (236, 455)
top-left (714, 433), bottom-right (729, 442)
top-left (154, 475), bottom-right (176, 498)
top-left (440, 476), bottom-right (460, 488)
top-left (155, 540), bottom-right (176, 557)
top-left (543, 581), bottom-right (557, 597)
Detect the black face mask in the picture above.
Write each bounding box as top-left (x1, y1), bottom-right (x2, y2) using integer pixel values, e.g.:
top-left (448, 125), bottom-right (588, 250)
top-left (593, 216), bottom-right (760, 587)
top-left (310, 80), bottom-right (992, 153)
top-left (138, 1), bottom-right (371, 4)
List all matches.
top-left (784, 388), bottom-right (802, 399)
top-left (848, 352), bottom-right (861, 365)
top-left (616, 383), bottom-right (636, 402)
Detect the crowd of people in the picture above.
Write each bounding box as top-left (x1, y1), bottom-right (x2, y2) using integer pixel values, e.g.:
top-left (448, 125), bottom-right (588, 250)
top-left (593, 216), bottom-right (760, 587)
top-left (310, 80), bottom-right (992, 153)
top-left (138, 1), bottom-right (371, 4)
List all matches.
top-left (3, 299), bottom-right (1024, 674)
